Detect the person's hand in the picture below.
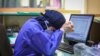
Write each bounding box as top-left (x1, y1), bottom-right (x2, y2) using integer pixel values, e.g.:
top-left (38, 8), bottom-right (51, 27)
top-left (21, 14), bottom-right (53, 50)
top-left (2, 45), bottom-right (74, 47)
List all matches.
top-left (60, 21), bottom-right (74, 33)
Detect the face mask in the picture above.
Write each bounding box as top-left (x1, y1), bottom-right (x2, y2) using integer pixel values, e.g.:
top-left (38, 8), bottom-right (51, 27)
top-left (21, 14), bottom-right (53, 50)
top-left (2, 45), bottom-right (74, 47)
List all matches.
top-left (44, 20), bottom-right (54, 36)
top-left (44, 20), bottom-right (49, 29)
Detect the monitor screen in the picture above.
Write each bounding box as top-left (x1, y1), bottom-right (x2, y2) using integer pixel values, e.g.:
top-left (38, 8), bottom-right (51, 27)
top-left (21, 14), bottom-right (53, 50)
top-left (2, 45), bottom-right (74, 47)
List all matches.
top-left (65, 14), bottom-right (94, 42)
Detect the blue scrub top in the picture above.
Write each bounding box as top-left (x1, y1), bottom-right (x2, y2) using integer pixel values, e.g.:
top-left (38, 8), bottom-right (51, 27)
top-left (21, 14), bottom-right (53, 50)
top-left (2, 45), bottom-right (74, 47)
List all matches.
top-left (14, 18), bottom-right (63, 56)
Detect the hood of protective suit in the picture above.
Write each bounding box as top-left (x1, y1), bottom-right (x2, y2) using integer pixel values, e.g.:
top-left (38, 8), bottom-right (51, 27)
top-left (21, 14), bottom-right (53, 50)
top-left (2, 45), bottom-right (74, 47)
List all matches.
top-left (35, 10), bottom-right (66, 30)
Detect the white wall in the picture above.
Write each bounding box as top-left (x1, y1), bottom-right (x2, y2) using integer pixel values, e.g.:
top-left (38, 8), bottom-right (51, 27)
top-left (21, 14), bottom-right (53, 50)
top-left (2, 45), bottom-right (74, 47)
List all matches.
top-left (64, 0), bottom-right (86, 13)
top-left (20, 0), bottom-right (30, 7)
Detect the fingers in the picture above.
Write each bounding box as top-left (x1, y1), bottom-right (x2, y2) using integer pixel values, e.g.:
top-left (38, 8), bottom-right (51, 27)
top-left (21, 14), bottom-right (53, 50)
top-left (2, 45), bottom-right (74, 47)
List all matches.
top-left (65, 21), bottom-right (74, 30)
top-left (69, 21), bottom-right (74, 31)
top-left (70, 21), bottom-right (74, 28)
top-left (60, 21), bottom-right (74, 32)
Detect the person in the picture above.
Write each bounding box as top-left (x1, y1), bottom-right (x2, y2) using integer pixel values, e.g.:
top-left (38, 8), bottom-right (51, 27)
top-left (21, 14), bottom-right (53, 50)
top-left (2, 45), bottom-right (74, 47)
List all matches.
top-left (0, 24), bottom-right (13, 56)
top-left (14, 10), bottom-right (74, 56)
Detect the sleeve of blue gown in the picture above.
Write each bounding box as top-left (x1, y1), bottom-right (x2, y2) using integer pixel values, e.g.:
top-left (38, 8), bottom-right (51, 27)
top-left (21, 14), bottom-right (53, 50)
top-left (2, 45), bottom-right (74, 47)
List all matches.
top-left (25, 25), bottom-right (63, 56)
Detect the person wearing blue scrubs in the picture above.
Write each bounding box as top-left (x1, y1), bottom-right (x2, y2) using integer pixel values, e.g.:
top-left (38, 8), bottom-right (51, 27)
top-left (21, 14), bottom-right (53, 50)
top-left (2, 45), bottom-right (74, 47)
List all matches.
top-left (14, 10), bottom-right (74, 56)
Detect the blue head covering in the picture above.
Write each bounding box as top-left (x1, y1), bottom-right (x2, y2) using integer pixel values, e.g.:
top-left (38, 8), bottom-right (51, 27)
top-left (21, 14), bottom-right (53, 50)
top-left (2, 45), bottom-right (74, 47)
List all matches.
top-left (43, 10), bottom-right (66, 29)
top-left (35, 10), bottom-right (65, 30)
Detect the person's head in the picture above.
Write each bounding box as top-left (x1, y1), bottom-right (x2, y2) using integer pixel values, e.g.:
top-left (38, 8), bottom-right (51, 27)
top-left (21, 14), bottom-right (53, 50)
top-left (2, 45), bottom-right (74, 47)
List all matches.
top-left (42, 10), bottom-right (66, 30)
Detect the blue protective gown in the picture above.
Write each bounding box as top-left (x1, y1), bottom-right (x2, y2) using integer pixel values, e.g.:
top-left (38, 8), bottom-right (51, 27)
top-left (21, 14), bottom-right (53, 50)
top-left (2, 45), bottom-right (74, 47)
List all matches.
top-left (14, 18), bottom-right (63, 56)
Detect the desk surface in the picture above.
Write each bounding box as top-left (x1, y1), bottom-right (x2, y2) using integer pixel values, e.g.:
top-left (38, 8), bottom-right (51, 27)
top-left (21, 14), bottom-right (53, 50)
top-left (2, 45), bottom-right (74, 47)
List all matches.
top-left (56, 50), bottom-right (74, 56)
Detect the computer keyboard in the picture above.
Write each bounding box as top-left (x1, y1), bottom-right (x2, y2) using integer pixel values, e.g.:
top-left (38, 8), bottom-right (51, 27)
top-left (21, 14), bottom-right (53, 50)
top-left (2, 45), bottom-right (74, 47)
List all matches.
top-left (58, 43), bottom-right (74, 54)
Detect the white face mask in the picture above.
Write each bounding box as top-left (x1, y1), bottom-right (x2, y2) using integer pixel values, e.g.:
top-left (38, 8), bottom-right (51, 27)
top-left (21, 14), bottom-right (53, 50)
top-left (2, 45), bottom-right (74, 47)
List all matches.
top-left (44, 20), bottom-right (56, 31)
top-left (44, 20), bottom-right (49, 29)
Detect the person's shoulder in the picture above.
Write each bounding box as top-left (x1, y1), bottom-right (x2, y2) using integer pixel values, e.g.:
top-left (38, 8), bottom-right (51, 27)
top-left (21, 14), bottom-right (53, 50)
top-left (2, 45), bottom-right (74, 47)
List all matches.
top-left (23, 17), bottom-right (37, 25)
top-left (27, 17), bottom-right (37, 22)
top-left (24, 18), bottom-right (42, 29)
